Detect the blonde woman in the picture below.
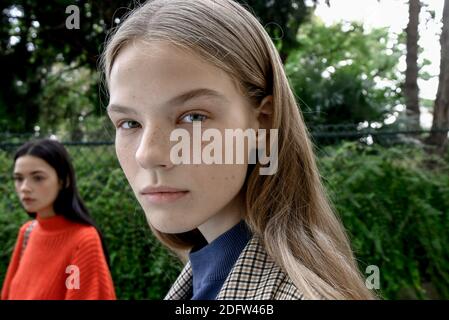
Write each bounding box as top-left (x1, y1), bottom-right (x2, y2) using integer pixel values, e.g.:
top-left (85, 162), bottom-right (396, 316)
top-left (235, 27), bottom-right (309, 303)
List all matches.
top-left (101, 0), bottom-right (376, 299)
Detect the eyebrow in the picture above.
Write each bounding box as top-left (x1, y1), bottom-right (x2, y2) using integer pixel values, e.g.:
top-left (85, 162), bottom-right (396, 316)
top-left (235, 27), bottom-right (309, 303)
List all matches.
top-left (13, 171), bottom-right (47, 176)
top-left (107, 88), bottom-right (229, 114)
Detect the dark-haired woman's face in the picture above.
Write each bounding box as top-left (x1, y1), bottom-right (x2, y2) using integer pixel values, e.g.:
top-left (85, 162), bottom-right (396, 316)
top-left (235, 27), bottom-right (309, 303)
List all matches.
top-left (13, 155), bottom-right (62, 217)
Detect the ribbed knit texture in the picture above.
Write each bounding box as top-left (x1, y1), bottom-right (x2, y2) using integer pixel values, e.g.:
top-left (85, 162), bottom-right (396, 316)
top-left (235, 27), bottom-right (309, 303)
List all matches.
top-left (1, 214), bottom-right (116, 300)
top-left (189, 220), bottom-right (252, 300)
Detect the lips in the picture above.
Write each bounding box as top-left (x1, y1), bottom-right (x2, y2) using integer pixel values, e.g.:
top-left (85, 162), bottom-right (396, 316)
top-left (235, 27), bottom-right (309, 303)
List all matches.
top-left (140, 186), bottom-right (189, 204)
top-left (140, 186), bottom-right (189, 194)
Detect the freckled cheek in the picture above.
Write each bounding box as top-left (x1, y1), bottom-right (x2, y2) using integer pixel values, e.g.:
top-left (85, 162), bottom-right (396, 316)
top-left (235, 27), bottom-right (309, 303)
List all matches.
top-left (188, 164), bottom-right (248, 200)
top-left (116, 145), bottom-right (128, 168)
top-left (115, 137), bottom-right (133, 169)
top-left (115, 140), bottom-right (137, 173)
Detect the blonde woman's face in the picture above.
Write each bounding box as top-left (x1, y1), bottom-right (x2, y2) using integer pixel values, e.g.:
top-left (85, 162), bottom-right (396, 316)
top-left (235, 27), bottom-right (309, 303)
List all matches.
top-left (107, 41), bottom-right (263, 242)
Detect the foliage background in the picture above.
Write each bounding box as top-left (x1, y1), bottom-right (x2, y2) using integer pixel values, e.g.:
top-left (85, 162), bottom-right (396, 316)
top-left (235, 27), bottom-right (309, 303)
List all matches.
top-left (1, 142), bottom-right (448, 299)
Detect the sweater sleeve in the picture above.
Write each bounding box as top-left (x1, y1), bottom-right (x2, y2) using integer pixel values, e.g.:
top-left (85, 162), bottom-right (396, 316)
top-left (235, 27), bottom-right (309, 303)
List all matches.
top-left (1, 221), bottom-right (32, 300)
top-left (64, 228), bottom-right (116, 300)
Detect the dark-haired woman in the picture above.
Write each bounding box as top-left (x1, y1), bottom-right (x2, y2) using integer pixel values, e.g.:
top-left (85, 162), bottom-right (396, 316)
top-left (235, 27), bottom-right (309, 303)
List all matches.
top-left (1, 138), bottom-right (116, 300)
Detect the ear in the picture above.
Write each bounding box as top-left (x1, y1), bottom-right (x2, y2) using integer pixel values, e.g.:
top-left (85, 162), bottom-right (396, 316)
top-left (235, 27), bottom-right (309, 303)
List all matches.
top-left (59, 177), bottom-right (70, 190)
top-left (255, 95), bottom-right (273, 130)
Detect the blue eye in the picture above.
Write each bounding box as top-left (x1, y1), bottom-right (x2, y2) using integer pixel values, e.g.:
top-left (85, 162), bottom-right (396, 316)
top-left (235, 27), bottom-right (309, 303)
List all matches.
top-left (118, 120), bottom-right (141, 130)
top-left (180, 113), bottom-right (208, 124)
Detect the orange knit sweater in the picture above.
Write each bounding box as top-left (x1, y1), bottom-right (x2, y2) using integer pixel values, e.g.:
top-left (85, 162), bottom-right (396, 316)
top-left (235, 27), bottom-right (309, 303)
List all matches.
top-left (1, 214), bottom-right (116, 300)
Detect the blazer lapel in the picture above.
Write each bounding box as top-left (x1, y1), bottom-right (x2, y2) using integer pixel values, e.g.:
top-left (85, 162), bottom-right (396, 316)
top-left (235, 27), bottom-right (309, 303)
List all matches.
top-left (216, 235), bottom-right (277, 299)
top-left (164, 235), bottom-right (304, 300)
top-left (217, 235), bottom-right (304, 300)
top-left (164, 261), bottom-right (193, 300)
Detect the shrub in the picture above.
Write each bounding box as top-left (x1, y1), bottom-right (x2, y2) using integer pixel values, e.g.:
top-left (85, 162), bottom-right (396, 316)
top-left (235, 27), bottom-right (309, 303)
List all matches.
top-left (1, 141), bottom-right (448, 299)
top-left (318, 142), bottom-right (449, 299)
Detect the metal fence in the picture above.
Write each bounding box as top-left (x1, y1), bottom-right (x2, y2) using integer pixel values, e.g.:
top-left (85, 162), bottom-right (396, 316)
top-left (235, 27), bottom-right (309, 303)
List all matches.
top-left (1, 125), bottom-right (447, 196)
top-left (1, 124), bottom-right (448, 148)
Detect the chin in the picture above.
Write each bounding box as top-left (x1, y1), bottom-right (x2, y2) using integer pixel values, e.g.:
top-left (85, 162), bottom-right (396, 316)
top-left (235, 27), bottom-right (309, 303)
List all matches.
top-left (23, 205), bottom-right (36, 211)
top-left (146, 213), bottom-right (198, 234)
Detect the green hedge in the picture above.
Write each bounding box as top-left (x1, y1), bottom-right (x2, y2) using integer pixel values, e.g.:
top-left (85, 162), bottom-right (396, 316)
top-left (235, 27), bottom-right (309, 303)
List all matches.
top-left (318, 142), bottom-right (449, 299)
top-left (1, 142), bottom-right (448, 299)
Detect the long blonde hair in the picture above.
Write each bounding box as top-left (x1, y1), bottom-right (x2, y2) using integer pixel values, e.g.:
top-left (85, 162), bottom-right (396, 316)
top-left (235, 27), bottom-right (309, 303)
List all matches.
top-left (101, 0), bottom-right (376, 299)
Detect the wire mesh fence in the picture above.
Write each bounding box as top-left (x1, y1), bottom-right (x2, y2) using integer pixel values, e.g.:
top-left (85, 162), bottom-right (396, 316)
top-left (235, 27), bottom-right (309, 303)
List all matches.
top-left (0, 125), bottom-right (446, 209)
top-left (1, 124), bottom-right (448, 147)
top-left (1, 124), bottom-right (448, 199)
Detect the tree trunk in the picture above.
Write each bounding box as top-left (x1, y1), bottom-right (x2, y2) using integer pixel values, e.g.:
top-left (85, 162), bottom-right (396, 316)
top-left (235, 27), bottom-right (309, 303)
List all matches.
top-left (427, 0), bottom-right (449, 151)
top-left (405, 0), bottom-right (421, 131)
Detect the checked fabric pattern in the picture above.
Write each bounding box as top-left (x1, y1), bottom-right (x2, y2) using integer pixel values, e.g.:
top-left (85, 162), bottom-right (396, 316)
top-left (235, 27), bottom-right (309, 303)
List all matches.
top-left (164, 235), bottom-right (304, 300)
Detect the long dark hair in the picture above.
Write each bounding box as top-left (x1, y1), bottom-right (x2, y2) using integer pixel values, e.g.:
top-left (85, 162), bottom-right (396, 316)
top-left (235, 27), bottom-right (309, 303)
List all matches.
top-left (14, 138), bottom-right (111, 268)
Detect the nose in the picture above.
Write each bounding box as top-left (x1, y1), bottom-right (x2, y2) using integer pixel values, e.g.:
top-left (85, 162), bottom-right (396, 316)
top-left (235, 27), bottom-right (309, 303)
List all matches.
top-left (135, 124), bottom-right (175, 170)
top-left (19, 178), bottom-right (32, 193)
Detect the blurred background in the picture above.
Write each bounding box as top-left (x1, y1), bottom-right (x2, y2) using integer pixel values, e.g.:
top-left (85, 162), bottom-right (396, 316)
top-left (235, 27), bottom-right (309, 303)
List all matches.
top-left (0, 0), bottom-right (448, 299)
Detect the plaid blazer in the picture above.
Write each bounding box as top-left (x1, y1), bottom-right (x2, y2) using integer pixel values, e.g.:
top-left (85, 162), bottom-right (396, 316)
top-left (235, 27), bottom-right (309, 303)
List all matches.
top-left (164, 235), bottom-right (304, 300)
